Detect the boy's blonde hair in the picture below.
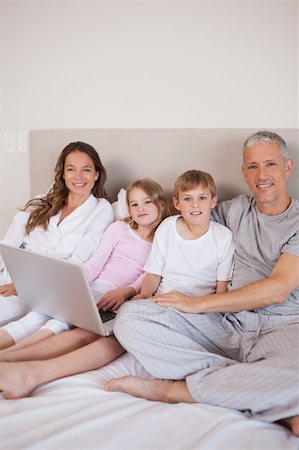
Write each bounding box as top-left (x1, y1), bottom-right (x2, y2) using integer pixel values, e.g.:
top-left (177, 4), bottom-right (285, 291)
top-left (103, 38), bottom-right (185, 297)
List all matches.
top-left (125, 178), bottom-right (170, 231)
top-left (173, 170), bottom-right (217, 199)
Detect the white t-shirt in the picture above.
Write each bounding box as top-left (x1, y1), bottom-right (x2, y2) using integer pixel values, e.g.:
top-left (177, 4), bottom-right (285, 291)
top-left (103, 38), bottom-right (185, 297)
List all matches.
top-left (144, 215), bottom-right (235, 296)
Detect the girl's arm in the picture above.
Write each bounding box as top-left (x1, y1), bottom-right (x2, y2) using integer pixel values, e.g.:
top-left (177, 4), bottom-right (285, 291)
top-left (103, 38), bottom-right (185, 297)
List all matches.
top-left (133, 273), bottom-right (161, 300)
top-left (98, 286), bottom-right (136, 311)
top-left (84, 221), bottom-right (119, 283)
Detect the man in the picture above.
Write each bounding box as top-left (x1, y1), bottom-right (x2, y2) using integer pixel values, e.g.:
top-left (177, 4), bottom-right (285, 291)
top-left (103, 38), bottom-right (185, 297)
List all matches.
top-left (105, 131), bottom-right (299, 436)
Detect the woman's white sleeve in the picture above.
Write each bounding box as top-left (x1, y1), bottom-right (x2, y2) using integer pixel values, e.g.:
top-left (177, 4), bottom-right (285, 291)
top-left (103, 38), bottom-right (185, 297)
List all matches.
top-left (69, 201), bottom-right (114, 264)
top-left (0, 210), bottom-right (29, 272)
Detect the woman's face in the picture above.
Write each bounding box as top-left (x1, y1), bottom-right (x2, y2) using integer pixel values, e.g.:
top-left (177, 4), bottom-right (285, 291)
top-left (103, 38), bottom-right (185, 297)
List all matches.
top-left (63, 150), bottom-right (99, 199)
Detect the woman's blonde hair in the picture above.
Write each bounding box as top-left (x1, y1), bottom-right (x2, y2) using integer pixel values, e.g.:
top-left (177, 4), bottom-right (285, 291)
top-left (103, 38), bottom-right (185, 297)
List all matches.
top-left (125, 178), bottom-right (170, 232)
top-left (23, 142), bottom-right (109, 234)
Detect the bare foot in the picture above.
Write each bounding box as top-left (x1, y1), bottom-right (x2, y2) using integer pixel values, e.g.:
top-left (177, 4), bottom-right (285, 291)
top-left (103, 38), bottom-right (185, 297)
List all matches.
top-left (104, 376), bottom-right (194, 403)
top-left (278, 416), bottom-right (299, 437)
top-left (0, 362), bottom-right (38, 398)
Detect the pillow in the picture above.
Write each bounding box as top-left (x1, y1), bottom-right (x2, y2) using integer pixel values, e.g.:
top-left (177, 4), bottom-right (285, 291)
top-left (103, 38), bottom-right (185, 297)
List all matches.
top-left (112, 188), bottom-right (129, 220)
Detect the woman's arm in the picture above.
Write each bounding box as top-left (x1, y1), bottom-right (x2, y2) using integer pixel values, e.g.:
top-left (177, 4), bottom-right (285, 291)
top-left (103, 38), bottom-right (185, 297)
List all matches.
top-left (69, 200), bottom-right (114, 264)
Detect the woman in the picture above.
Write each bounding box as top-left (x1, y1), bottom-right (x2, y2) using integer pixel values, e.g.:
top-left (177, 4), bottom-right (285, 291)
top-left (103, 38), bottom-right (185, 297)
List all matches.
top-left (0, 141), bottom-right (114, 344)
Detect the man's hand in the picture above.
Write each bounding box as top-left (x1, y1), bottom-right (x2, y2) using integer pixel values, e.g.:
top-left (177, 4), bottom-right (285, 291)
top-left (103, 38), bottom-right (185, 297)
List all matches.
top-left (153, 290), bottom-right (201, 313)
top-left (0, 283), bottom-right (17, 297)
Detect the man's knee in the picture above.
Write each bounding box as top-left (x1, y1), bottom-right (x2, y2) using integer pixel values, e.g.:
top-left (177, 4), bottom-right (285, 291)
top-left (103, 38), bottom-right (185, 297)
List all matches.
top-left (114, 301), bottom-right (148, 347)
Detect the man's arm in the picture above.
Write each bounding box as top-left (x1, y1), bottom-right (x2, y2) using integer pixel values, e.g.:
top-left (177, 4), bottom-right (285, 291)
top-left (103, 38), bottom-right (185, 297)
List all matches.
top-left (154, 253), bottom-right (299, 313)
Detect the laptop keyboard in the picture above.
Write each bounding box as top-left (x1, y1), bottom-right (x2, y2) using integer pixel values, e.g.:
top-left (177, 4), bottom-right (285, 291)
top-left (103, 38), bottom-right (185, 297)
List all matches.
top-left (98, 309), bottom-right (117, 323)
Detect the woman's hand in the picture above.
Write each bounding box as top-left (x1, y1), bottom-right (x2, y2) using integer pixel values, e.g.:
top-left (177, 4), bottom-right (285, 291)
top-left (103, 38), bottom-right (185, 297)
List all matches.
top-left (153, 290), bottom-right (201, 313)
top-left (0, 283), bottom-right (17, 297)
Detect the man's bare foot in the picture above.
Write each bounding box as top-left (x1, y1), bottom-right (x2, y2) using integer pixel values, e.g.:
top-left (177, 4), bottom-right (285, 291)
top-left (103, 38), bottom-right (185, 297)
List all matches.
top-left (0, 362), bottom-right (38, 398)
top-left (104, 376), bottom-right (194, 403)
top-left (278, 416), bottom-right (299, 437)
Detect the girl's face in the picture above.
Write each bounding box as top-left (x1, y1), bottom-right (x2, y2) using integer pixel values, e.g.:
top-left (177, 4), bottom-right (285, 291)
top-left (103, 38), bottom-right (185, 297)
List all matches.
top-left (63, 150), bottom-right (99, 199)
top-left (128, 187), bottom-right (159, 227)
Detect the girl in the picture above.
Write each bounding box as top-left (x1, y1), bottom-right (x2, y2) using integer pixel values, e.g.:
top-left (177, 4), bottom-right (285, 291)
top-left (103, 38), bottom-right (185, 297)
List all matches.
top-left (0, 179), bottom-right (169, 399)
top-left (0, 141), bottom-right (114, 347)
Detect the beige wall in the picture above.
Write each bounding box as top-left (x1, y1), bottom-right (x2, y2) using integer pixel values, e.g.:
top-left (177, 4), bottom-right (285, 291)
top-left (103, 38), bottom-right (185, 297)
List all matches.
top-left (0, 1), bottom-right (298, 236)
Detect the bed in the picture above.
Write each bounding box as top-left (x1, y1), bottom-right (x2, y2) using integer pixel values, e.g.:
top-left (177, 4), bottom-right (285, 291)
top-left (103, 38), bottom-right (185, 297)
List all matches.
top-left (1, 128), bottom-right (299, 450)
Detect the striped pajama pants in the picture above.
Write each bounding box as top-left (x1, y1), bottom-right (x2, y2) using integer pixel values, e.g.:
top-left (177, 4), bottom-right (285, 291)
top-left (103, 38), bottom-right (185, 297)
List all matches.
top-left (114, 300), bottom-right (299, 423)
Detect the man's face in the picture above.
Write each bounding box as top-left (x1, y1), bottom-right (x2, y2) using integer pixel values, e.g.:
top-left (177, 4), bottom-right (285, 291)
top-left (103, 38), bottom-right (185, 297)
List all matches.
top-left (242, 142), bottom-right (293, 214)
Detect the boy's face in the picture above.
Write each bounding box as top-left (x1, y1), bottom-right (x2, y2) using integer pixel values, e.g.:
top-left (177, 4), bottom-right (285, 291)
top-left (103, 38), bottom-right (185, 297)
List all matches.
top-left (173, 185), bottom-right (217, 227)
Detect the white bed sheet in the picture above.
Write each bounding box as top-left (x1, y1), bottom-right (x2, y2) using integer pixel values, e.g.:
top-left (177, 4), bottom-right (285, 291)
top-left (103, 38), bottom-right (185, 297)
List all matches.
top-left (1, 353), bottom-right (298, 450)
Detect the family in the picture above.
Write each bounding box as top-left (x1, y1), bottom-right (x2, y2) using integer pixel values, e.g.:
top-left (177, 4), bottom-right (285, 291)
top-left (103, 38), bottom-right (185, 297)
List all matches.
top-left (0, 130), bottom-right (298, 436)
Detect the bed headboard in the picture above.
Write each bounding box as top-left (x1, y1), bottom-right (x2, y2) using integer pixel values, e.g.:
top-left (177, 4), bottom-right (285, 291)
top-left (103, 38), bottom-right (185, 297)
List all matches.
top-left (30, 129), bottom-right (299, 202)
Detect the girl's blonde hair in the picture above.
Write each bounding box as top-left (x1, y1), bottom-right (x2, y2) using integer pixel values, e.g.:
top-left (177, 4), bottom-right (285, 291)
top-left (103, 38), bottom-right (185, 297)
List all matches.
top-left (23, 142), bottom-right (109, 234)
top-left (125, 178), bottom-right (170, 232)
top-left (173, 169), bottom-right (216, 199)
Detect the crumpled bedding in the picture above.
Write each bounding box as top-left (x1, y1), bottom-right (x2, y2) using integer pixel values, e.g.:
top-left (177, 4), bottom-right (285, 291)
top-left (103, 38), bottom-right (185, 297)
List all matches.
top-left (1, 352), bottom-right (298, 450)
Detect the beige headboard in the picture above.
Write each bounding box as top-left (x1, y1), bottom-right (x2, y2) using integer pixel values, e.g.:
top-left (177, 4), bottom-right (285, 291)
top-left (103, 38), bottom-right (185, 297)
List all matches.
top-left (30, 129), bottom-right (299, 202)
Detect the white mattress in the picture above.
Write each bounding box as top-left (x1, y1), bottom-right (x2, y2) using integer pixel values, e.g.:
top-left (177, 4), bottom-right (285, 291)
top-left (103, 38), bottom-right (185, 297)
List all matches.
top-left (1, 353), bottom-right (298, 450)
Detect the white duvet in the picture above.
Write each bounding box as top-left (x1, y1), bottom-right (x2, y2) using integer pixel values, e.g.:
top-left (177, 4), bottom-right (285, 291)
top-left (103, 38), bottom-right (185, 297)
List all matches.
top-left (1, 353), bottom-right (298, 450)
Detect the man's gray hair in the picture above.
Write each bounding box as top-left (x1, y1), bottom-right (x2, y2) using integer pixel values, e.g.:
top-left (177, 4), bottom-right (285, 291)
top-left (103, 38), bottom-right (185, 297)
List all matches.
top-left (242, 130), bottom-right (291, 162)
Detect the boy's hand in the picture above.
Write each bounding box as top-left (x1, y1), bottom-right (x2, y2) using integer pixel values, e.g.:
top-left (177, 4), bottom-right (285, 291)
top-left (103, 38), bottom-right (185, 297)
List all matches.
top-left (153, 290), bottom-right (199, 313)
top-left (0, 283), bottom-right (17, 296)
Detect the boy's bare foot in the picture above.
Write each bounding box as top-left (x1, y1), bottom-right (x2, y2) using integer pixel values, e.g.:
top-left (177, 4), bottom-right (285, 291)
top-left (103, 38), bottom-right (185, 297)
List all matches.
top-left (278, 416), bottom-right (299, 437)
top-left (104, 376), bottom-right (194, 403)
top-left (0, 362), bottom-right (38, 398)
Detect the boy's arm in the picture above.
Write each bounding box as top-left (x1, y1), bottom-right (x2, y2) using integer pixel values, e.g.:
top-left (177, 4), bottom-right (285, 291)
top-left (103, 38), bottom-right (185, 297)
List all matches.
top-left (133, 273), bottom-right (161, 300)
top-left (215, 280), bottom-right (229, 294)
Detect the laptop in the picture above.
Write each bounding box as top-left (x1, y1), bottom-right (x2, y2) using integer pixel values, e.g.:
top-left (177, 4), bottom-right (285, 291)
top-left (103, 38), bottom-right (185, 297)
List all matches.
top-left (0, 243), bottom-right (116, 336)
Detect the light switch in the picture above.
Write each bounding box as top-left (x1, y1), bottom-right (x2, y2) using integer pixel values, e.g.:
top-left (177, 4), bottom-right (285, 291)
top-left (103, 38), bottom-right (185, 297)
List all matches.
top-left (3, 132), bottom-right (15, 153)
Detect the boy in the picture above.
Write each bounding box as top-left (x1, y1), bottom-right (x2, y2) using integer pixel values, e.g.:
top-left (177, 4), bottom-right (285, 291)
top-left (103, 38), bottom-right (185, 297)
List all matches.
top-left (134, 169), bottom-right (235, 301)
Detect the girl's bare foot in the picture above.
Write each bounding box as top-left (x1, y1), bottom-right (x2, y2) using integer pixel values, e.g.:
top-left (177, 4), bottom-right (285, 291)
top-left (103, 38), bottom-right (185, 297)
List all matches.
top-left (0, 362), bottom-right (39, 398)
top-left (104, 376), bottom-right (194, 403)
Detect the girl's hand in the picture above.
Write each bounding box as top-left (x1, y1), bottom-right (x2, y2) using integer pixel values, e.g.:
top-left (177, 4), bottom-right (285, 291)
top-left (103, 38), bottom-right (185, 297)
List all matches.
top-left (132, 292), bottom-right (152, 300)
top-left (0, 283), bottom-right (17, 297)
top-left (97, 286), bottom-right (134, 312)
top-left (153, 290), bottom-right (199, 313)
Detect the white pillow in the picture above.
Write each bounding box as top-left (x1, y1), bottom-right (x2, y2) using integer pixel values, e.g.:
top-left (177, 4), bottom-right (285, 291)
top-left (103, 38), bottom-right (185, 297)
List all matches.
top-left (112, 188), bottom-right (129, 220)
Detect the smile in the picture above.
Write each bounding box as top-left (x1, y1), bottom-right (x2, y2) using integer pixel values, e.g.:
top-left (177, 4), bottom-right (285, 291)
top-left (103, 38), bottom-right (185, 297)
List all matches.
top-left (256, 183), bottom-right (273, 189)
